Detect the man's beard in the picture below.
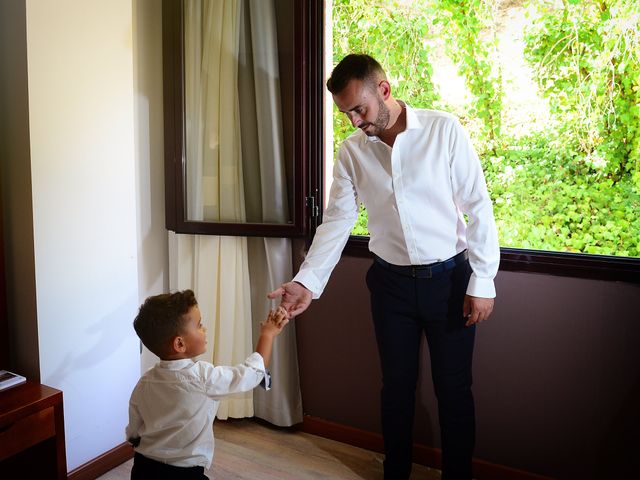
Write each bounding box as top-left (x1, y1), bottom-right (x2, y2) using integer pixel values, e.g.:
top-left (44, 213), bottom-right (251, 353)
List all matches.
top-left (361, 96), bottom-right (390, 137)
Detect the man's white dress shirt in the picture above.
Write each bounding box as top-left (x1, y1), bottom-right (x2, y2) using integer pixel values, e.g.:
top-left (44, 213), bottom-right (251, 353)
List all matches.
top-left (126, 352), bottom-right (269, 468)
top-left (294, 105), bottom-right (499, 298)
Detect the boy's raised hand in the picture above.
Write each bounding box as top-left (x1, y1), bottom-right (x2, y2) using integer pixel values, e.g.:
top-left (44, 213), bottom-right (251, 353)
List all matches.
top-left (256, 307), bottom-right (289, 368)
top-left (261, 306), bottom-right (289, 335)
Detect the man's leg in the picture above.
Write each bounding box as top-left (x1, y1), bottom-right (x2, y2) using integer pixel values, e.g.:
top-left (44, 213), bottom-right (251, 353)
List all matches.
top-left (367, 262), bottom-right (422, 480)
top-left (420, 261), bottom-right (475, 480)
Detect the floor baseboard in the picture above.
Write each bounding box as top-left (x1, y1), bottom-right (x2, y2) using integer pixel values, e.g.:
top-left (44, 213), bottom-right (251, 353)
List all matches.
top-left (67, 442), bottom-right (133, 480)
top-left (301, 415), bottom-right (552, 480)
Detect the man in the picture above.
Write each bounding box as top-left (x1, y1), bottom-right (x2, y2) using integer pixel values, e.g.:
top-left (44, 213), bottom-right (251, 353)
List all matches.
top-left (269, 54), bottom-right (499, 480)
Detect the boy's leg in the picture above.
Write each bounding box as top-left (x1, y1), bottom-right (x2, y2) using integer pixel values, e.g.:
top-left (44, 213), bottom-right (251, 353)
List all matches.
top-left (131, 453), bottom-right (209, 480)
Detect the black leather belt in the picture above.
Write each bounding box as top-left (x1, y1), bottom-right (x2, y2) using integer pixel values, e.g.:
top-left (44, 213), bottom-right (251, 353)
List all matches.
top-left (374, 250), bottom-right (468, 279)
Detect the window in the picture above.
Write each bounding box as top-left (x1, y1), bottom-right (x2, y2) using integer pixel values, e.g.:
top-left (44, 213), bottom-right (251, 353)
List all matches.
top-left (162, 0), bottom-right (323, 237)
top-left (323, 0), bottom-right (640, 282)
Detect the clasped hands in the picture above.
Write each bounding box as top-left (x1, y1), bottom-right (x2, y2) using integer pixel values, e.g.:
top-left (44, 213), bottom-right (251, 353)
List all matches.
top-left (267, 281), bottom-right (312, 319)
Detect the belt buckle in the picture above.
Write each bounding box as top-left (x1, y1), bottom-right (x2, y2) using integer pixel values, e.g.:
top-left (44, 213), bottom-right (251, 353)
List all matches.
top-left (412, 266), bottom-right (432, 279)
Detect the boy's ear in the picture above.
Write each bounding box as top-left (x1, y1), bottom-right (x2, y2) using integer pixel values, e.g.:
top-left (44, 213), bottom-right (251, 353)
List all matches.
top-left (172, 335), bottom-right (186, 353)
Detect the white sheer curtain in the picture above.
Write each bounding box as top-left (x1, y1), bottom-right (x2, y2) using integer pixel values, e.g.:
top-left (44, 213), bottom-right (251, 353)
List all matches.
top-left (171, 0), bottom-right (302, 425)
top-left (241, 0), bottom-right (303, 425)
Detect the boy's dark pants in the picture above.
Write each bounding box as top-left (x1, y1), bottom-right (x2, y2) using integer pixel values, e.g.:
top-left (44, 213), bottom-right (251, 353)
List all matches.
top-left (131, 453), bottom-right (209, 480)
top-left (367, 256), bottom-right (475, 480)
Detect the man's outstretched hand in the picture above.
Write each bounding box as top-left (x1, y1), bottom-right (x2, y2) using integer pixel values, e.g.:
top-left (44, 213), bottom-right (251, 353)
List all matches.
top-left (267, 281), bottom-right (312, 318)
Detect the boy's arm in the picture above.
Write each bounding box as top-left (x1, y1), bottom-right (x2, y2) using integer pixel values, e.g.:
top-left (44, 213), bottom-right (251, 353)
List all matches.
top-left (201, 308), bottom-right (288, 397)
top-left (255, 307), bottom-right (288, 368)
top-left (202, 355), bottom-right (269, 396)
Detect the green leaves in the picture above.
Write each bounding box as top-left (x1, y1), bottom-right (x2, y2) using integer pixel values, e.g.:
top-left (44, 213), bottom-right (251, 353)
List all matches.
top-left (333, 0), bottom-right (640, 257)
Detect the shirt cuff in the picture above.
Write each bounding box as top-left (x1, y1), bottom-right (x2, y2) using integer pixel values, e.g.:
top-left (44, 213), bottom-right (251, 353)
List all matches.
top-left (260, 371), bottom-right (272, 391)
top-left (292, 272), bottom-right (322, 299)
top-left (245, 352), bottom-right (270, 390)
top-left (466, 274), bottom-right (496, 298)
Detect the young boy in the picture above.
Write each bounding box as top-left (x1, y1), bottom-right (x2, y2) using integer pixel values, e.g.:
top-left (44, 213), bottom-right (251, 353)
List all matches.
top-left (126, 289), bottom-right (288, 480)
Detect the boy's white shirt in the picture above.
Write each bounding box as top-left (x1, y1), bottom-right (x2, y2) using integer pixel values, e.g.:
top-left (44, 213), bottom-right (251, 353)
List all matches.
top-left (126, 352), bottom-right (269, 468)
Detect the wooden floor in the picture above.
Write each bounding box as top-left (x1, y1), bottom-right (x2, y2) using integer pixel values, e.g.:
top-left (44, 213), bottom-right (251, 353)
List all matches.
top-left (97, 418), bottom-right (441, 480)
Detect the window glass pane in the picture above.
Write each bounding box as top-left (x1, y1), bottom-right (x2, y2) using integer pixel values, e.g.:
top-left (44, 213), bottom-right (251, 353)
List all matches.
top-left (182, 0), bottom-right (294, 225)
top-left (163, 0), bottom-right (321, 237)
top-left (326, 0), bottom-right (640, 258)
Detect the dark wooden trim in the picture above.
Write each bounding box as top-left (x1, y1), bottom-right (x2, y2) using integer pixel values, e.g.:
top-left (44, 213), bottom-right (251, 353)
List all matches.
top-left (301, 415), bottom-right (553, 480)
top-left (67, 442), bottom-right (133, 480)
top-left (300, 413), bottom-right (385, 454)
top-left (161, 0), bottom-right (182, 233)
top-left (54, 391), bottom-right (67, 480)
top-left (0, 194), bottom-right (9, 370)
top-left (160, 220), bottom-right (306, 238)
top-left (304, 0), bottom-right (324, 238)
top-left (499, 247), bottom-right (640, 283)
top-left (342, 235), bottom-right (640, 283)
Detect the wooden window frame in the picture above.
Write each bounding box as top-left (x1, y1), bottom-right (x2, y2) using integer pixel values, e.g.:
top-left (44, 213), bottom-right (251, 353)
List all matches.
top-left (342, 237), bottom-right (640, 283)
top-left (161, 0), bottom-right (323, 237)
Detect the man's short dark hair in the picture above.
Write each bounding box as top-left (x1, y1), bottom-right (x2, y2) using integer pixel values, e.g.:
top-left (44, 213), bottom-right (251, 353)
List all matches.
top-left (326, 54), bottom-right (387, 95)
top-left (133, 289), bottom-right (198, 357)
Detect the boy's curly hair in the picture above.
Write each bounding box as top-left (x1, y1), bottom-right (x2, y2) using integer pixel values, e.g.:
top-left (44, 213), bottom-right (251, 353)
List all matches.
top-left (133, 289), bottom-right (198, 357)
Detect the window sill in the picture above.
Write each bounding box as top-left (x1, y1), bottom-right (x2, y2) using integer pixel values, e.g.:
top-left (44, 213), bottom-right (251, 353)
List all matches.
top-left (343, 236), bottom-right (640, 284)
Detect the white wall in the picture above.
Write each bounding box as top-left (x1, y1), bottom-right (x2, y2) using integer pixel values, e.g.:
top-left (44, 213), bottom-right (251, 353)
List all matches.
top-left (24, 0), bottom-right (142, 470)
top-left (133, 0), bottom-right (167, 371)
top-left (0, 0), bottom-right (167, 471)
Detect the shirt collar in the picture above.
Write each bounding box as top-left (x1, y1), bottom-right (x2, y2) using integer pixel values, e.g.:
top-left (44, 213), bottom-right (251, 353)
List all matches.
top-left (158, 358), bottom-right (196, 370)
top-left (364, 101), bottom-right (420, 144)
top-left (404, 103), bottom-right (421, 130)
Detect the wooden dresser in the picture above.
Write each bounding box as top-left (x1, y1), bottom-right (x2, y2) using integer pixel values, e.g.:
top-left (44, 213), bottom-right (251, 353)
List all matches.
top-left (0, 381), bottom-right (67, 479)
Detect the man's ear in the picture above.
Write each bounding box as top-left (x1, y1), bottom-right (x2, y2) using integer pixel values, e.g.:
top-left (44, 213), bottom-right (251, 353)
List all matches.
top-left (378, 80), bottom-right (391, 100)
top-left (172, 335), bottom-right (186, 353)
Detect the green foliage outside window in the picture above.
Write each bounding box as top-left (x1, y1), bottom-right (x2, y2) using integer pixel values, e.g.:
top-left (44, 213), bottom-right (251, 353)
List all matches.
top-left (332, 0), bottom-right (640, 257)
